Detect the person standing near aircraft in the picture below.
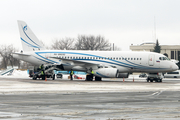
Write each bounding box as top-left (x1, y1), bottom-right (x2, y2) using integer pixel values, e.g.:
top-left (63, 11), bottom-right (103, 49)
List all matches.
top-left (90, 69), bottom-right (94, 81)
top-left (70, 69), bottom-right (73, 80)
top-left (40, 64), bottom-right (45, 80)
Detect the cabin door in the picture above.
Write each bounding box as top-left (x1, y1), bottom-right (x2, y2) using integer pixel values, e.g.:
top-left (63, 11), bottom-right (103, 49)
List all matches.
top-left (148, 54), bottom-right (154, 66)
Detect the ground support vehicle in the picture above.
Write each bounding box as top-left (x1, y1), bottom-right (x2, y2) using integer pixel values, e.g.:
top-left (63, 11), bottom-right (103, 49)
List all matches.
top-left (29, 65), bottom-right (57, 80)
top-left (146, 73), bottom-right (163, 82)
top-left (164, 70), bottom-right (180, 78)
top-left (139, 73), bottom-right (147, 78)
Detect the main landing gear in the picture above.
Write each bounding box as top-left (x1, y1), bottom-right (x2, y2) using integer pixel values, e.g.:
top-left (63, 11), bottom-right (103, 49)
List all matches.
top-left (86, 75), bottom-right (102, 81)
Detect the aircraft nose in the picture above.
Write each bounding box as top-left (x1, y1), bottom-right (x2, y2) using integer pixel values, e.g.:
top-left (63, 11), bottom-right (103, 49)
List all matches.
top-left (172, 64), bottom-right (179, 71)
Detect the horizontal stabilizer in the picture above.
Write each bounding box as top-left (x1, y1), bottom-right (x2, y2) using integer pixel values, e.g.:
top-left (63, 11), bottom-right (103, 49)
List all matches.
top-left (12, 52), bottom-right (31, 56)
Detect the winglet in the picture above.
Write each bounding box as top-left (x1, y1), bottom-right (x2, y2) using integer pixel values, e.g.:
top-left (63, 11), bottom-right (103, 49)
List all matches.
top-left (17, 20), bottom-right (45, 51)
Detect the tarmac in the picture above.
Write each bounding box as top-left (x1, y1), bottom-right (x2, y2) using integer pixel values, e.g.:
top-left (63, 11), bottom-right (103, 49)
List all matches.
top-left (0, 77), bottom-right (180, 120)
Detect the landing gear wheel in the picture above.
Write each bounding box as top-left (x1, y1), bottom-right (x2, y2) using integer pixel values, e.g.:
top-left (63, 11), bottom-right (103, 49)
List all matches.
top-left (95, 76), bottom-right (102, 81)
top-left (33, 75), bottom-right (37, 80)
top-left (86, 75), bottom-right (93, 81)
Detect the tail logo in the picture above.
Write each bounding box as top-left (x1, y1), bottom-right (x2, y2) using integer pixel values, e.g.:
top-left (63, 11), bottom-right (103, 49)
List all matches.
top-left (21, 24), bottom-right (42, 49)
top-left (23, 25), bottom-right (27, 31)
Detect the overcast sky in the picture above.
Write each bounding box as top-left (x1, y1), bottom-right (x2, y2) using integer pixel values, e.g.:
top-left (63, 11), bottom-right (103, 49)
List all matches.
top-left (0, 0), bottom-right (180, 51)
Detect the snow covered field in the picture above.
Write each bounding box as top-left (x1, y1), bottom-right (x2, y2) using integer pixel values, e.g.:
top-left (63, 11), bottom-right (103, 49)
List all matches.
top-left (0, 69), bottom-right (29, 78)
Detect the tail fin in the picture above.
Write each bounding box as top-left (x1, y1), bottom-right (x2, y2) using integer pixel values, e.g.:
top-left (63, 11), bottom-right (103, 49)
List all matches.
top-left (17, 20), bottom-right (45, 51)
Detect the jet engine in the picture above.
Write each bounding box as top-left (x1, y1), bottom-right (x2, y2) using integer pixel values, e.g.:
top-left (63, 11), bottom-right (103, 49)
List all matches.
top-left (116, 72), bottom-right (129, 78)
top-left (93, 68), bottom-right (129, 78)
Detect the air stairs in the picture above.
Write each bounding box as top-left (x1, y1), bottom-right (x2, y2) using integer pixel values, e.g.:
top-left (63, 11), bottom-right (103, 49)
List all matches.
top-left (0, 68), bottom-right (14, 76)
top-left (32, 64), bottom-right (58, 80)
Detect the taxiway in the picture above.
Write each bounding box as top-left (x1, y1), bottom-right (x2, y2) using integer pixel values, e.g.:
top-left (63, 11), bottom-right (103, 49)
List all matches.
top-left (0, 77), bottom-right (180, 120)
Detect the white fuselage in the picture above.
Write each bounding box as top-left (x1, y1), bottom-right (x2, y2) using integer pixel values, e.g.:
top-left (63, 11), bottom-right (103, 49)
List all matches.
top-left (13, 50), bottom-right (178, 73)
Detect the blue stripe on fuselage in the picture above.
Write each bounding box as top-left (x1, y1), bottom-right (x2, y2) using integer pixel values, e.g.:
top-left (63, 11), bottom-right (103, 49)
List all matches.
top-left (34, 51), bottom-right (163, 70)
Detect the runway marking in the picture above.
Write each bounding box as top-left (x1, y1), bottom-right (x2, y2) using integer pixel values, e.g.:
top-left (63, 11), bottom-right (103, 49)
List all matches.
top-left (151, 91), bottom-right (163, 96)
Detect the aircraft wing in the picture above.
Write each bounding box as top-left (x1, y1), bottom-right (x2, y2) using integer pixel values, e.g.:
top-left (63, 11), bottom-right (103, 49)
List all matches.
top-left (50, 57), bottom-right (98, 65)
top-left (50, 57), bottom-right (99, 70)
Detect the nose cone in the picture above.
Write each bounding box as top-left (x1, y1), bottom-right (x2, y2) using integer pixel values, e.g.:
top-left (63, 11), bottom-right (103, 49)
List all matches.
top-left (172, 63), bottom-right (179, 71)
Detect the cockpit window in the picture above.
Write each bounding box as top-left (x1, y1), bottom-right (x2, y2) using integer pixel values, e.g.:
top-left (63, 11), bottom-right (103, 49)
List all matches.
top-left (165, 57), bottom-right (170, 61)
top-left (159, 57), bottom-right (170, 61)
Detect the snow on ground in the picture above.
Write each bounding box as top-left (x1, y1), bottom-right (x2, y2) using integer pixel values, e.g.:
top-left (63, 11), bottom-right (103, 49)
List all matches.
top-left (0, 69), bottom-right (29, 78)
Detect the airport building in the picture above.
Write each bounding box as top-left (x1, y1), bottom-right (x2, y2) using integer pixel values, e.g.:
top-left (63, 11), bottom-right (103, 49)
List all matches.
top-left (130, 42), bottom-right (180, 60)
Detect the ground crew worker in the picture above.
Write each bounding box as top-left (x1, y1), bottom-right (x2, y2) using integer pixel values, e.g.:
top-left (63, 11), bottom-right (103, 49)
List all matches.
top-left (40, 64), bottom-right (45, 80)
top-left (70, 69), bottom-right (73, 80)
top-left (39, 64), bottom-right (44, 70)
top-left (90, 70), bottom-right (94, 81)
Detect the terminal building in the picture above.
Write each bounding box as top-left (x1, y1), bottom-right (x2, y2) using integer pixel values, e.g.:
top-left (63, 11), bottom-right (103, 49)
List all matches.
top-left (130, 42), bottom-right (180, 60)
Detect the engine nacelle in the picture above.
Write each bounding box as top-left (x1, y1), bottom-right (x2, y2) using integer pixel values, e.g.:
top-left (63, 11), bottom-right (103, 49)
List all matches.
top-left (116, 73), bottom-right (129, 78)
top-left (94, 68), bottom-right (117, 78)
top-left (93, 68), bottom-right (129, 78)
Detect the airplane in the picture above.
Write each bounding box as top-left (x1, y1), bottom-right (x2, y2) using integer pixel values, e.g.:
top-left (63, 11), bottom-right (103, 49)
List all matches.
top-left (12, 20), bottom-right (179, 81)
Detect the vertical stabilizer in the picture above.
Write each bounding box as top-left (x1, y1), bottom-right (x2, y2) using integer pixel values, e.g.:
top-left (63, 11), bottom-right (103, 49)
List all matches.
top-left (17, 20), bottom-right (45, 51)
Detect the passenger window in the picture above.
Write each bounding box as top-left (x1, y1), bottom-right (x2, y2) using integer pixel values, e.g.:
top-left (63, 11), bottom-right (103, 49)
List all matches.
top-left (134, 58), bottom-right (136, 60)
top-left (137, 58), bottom-right (139, 60)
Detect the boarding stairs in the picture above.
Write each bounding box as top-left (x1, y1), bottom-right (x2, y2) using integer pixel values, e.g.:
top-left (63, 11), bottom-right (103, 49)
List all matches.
top-left (32, 64), bottom-right (57, 80)
top-left (0, 68), bottom-right (14, 76)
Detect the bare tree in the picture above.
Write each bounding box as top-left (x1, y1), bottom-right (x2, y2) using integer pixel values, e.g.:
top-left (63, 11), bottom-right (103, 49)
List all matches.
top-left (51, 38), bottom-right (75, 50)
top-left (75, 35), bottom-right (111, 50)
top-left (110, 43), bottom-right (121, 51)
top-left (0, 44), bottom-right (20, 69)
top-left (114, 46), bottom-right (121, 51)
